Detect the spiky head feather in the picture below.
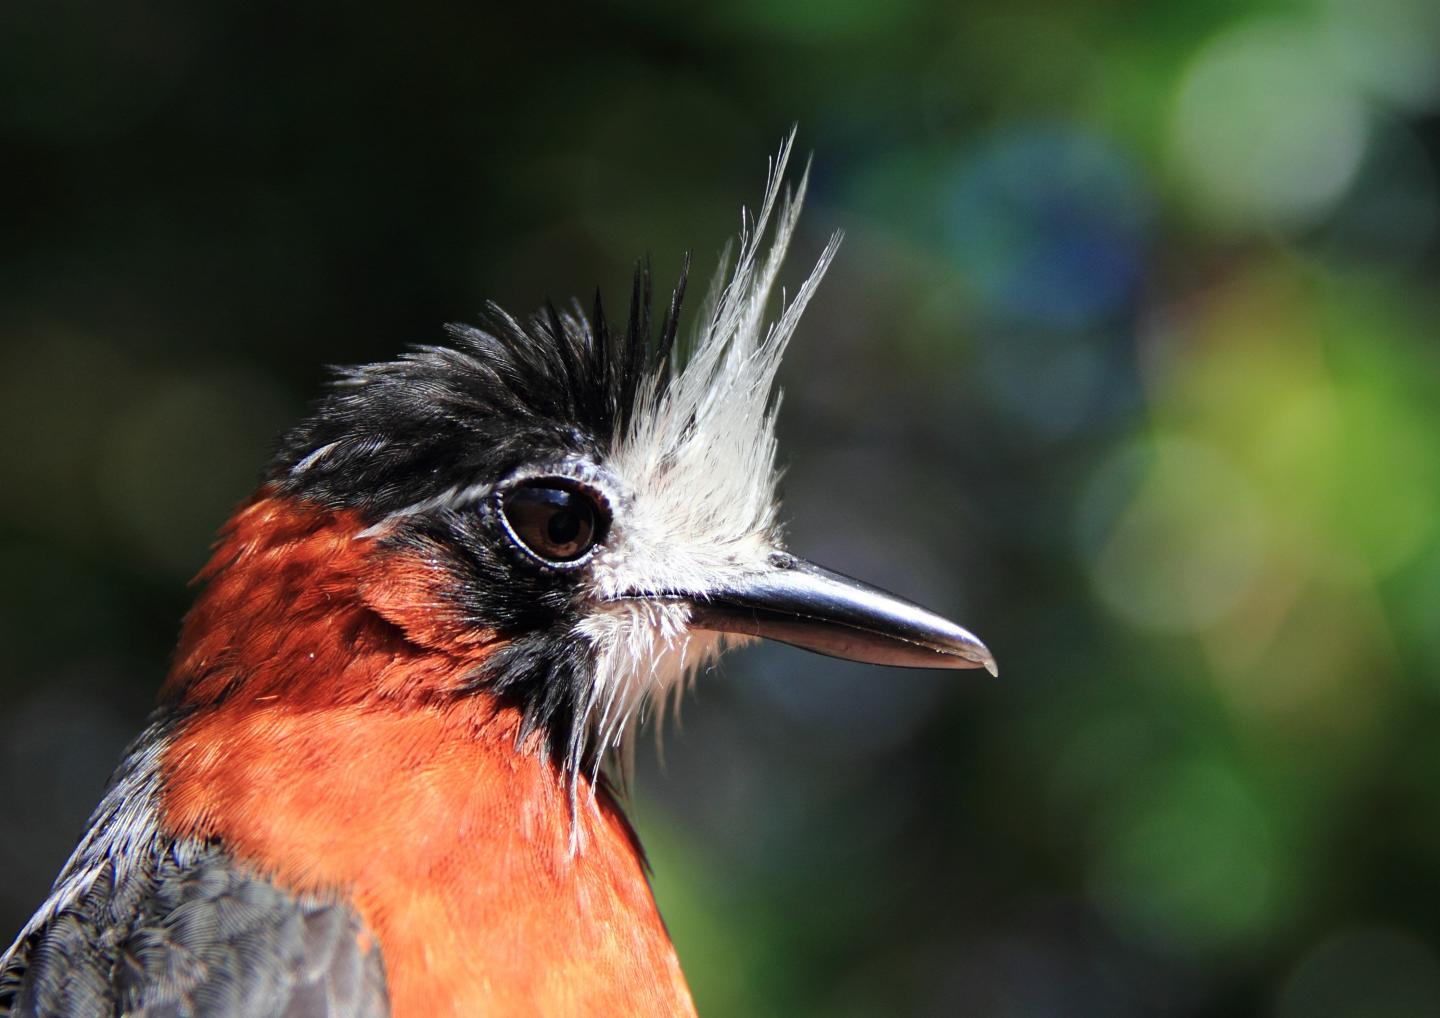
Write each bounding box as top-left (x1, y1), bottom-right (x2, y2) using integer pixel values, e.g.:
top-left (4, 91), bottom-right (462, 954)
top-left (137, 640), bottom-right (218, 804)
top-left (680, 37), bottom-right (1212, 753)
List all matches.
top-left (268, 134), bottom-right (838, 777)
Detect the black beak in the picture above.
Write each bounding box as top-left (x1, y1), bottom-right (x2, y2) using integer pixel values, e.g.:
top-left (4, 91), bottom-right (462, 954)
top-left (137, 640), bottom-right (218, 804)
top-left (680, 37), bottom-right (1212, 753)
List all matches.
top-left (645, 553), bottom-right (997, 674)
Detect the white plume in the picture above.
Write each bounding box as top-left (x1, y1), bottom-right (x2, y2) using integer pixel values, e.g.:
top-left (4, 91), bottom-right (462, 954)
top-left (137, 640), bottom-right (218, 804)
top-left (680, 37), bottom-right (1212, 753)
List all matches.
top-left (575, 133), bottom-right (841, 778)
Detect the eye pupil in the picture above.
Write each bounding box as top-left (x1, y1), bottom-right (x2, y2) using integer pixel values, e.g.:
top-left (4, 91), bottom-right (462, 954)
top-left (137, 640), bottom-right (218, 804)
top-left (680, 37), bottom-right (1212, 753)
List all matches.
top-left (547, 508), bottom-right (580, 545)
top-left (499, 482), bottom-right (605, 565)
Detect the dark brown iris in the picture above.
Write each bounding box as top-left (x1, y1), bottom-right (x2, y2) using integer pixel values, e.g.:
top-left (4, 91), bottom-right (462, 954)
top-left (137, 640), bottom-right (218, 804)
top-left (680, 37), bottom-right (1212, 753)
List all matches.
top-left (500, 482), bottom-right (603, 564)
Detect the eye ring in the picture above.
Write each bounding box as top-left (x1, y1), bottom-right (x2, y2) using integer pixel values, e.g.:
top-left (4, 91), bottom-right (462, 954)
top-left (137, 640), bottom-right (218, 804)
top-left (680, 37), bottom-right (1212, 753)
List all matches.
top-left (495, 478), bottom-right (609, 568)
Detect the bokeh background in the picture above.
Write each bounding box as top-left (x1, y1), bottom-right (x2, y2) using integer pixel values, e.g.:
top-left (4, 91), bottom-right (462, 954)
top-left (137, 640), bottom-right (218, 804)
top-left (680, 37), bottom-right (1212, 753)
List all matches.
top-left (4, 1), bottom-right (1440, 1014)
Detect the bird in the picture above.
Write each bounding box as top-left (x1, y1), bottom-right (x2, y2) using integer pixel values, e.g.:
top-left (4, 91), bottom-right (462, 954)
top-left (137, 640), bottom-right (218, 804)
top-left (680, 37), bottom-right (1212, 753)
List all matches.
top-left (0, 138), bottom-right (994, 1018)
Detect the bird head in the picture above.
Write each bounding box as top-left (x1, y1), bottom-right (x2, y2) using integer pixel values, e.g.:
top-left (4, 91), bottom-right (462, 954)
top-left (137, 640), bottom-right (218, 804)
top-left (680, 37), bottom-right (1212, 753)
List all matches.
top-left (181, 140), bottom-right (994, 783)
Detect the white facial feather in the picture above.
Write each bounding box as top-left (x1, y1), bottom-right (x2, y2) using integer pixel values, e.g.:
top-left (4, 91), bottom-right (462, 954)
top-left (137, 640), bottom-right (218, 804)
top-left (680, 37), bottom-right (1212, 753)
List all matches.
top-left (575, 135), bottom-right (842, 772)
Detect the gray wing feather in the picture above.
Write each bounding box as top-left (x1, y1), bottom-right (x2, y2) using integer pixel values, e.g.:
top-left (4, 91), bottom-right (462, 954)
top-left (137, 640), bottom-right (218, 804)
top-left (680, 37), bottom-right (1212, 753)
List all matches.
top-left (0, 718), bottom-right (389, 1018)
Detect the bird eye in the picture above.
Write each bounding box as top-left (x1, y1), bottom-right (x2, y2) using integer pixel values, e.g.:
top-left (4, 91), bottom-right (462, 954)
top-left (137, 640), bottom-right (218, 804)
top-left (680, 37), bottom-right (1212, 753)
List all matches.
top-left (499, 482), bottom-right (605, 565)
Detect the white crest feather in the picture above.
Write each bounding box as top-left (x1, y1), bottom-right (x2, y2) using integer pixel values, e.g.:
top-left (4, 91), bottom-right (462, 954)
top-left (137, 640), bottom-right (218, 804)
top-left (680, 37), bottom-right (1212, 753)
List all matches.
top-left (574, 133), bottom-right (842, 776)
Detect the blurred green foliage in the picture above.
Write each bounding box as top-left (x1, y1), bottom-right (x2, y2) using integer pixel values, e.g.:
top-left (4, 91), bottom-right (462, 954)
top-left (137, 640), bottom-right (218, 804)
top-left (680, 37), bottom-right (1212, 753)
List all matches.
top-left (3, 0), bottom-right (1440, 1014)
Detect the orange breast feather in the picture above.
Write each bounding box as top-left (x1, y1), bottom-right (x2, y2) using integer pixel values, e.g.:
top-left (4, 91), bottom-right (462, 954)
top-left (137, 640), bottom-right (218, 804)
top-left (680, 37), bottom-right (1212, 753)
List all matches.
top-left (159, 497), bottom-right (696, 1017)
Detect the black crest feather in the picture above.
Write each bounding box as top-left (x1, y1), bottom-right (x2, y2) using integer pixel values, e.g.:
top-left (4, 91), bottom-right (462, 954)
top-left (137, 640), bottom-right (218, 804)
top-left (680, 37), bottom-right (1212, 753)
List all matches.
top-left (270, 261), bottom-right (688, 517)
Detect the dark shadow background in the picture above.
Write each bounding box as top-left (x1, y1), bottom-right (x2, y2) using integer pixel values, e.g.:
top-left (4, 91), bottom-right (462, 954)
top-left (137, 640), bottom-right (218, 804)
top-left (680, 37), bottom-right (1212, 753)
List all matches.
top-left (5, 2), bottom-right (1440, 1015)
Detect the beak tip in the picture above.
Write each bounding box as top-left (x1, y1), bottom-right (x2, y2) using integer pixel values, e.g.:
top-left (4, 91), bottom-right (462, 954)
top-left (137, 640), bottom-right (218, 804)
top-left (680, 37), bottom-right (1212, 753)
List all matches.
top-left (982, 655), bottom-right (999, 678)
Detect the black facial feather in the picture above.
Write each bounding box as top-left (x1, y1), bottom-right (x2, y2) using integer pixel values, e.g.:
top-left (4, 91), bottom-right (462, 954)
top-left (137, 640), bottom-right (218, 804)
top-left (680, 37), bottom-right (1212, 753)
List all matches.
top-left (384, 505), bottom-right (600, 768)
top-left (470, 632), bottom-right (599, 768)
top-left (267, 262), bottom-right (688, 771)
